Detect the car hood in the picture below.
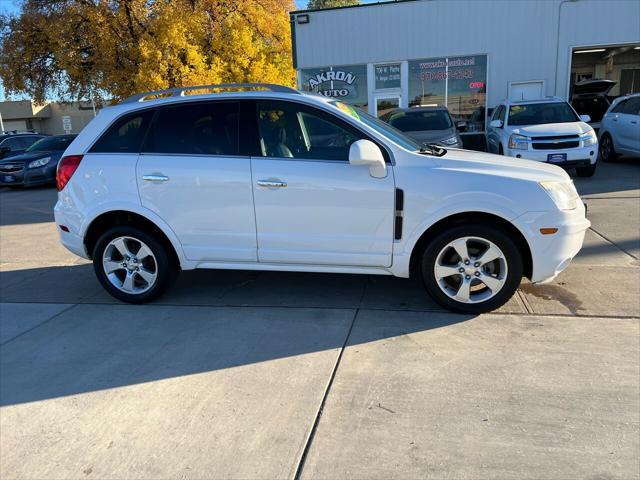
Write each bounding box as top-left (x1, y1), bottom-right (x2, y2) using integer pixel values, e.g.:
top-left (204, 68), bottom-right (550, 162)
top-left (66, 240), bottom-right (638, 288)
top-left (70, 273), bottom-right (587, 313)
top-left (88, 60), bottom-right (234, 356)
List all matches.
top-left (0, 151), bottom-right (59, 163)
top-left (433, 148), bottom-right (570, 183)
top-left (509, 122), bottom-right (592, 137)
top-left (404, 128), bottom-right (457, 144)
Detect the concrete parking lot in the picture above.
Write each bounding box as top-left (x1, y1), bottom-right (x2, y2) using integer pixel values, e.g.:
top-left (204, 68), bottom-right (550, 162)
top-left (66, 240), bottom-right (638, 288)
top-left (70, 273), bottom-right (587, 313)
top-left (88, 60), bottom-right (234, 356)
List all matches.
top-left (1, 160), bottom-right (639, 479)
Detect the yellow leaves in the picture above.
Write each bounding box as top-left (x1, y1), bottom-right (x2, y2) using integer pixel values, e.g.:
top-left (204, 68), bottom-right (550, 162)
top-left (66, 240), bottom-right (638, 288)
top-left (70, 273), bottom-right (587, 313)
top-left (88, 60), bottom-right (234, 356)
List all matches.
top-left (0, 0), bottom-right (296, 102)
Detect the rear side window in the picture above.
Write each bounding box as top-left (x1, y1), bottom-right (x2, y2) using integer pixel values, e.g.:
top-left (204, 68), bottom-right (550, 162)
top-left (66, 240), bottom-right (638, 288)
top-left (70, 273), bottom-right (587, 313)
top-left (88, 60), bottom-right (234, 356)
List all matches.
top-left (611, 100), bottom-right (627, 113)
top-left (622, 97), bottom-right (640, 115)
top-left (143, 102), bottom-right (239, 156)
top-left (90, 110), bottom-right (154, 153)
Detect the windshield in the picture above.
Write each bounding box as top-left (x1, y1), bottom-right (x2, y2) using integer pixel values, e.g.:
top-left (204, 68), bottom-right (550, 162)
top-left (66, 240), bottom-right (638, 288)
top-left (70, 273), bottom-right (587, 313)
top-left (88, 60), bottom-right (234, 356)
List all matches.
top-left (508, 102), bottom-right (579, 126)
top-left (386, 110), bottom-right (453, 132)
top-left (26, 135), bottom-right (76, 152)
top-left (329, 101), bottom-right (422, 151)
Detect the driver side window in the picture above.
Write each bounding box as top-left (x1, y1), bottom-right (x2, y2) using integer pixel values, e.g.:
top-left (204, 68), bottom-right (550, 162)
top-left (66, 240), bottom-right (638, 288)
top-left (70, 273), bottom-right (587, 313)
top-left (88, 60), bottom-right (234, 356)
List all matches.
top-left (256, 101), bottom-right (364, 161)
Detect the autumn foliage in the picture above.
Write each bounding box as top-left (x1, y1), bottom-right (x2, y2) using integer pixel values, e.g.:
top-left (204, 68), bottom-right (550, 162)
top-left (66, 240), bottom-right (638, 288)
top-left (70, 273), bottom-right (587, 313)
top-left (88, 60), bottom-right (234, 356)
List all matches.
top-left (0, 0), bottom-right (296, 102)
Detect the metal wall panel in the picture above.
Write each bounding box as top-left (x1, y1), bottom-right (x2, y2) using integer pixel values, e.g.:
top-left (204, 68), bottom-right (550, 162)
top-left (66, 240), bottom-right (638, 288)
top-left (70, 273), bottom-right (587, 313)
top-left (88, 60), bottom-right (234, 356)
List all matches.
top-left (293, 0), bottom-right (640, 107)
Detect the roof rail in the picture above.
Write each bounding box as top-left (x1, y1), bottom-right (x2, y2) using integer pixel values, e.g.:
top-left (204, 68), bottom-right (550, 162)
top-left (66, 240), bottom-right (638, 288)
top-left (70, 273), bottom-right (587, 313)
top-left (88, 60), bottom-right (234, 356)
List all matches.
top-left (121, 83), bottom-right (300, 104)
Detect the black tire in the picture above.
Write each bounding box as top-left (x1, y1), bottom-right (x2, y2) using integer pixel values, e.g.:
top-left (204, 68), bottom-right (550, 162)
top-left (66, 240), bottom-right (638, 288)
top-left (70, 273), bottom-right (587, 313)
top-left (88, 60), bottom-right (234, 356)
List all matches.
top-left (599, 133), bottom-right (617, 162)
top-left (576, 164), bottom-right (597, 177)
top-left (421, 224), bottom-right (523, 314)
top-left (92, 226), bottom-right (178, 304)
top-left (498, 144), bottom-right (504, 155)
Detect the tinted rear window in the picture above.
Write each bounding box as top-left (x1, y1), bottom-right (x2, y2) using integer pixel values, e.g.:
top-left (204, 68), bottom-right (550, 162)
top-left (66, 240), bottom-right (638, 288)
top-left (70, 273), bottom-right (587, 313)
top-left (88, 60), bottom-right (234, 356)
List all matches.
top-left (90, 110), bottom-right (154, 153)
top-left (143, 102), bottom-right (239, 155)
top-left (386, 111), bottom-right (453, 132)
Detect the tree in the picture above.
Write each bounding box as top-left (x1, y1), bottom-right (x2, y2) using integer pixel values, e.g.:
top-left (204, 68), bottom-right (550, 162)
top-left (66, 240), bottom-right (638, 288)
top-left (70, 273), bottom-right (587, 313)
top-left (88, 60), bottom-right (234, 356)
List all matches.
top-left (0, 0), bottom-right (296, 103)
top-left (306, 0), bottom-right (360, 9)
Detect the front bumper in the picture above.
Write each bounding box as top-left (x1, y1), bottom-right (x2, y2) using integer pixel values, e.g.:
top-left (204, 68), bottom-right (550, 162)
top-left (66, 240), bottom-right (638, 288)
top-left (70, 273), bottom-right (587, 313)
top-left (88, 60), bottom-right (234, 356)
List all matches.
top-left (505, 145), bottom-right (597, 167)
top-left (513, 202), bottom-right (590, 284)
top-left (0, 163), bottom-right (57, 187)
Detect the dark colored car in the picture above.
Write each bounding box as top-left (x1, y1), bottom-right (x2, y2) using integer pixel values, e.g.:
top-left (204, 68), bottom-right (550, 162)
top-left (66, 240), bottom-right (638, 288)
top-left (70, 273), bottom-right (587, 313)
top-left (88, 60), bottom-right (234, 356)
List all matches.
top-left (571, 79), bottom-right (616, 129)
top-left (0, 133), bottom-right (47, 159)
top-left (0, 134), bottom-right (77, 187)
top-left (379, 106), bottom-right (463, 147)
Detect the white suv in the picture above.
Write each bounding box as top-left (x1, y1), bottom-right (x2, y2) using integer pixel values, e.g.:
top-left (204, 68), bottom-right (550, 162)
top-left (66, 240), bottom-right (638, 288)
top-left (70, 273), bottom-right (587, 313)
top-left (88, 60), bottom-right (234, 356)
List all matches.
top-left (55, 84), bottom-right (590, 314)
top-left (486, 97), bottom-right (598, 177)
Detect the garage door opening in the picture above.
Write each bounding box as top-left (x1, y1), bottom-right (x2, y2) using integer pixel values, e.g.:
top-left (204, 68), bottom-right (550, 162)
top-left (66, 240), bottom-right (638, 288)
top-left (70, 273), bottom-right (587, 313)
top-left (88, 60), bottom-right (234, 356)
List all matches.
top-left (569, 43), bottom-right (640, 129)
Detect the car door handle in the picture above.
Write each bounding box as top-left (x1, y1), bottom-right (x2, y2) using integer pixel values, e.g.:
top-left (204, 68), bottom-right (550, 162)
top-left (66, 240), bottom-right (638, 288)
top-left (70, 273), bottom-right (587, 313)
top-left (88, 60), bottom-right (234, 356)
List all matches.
top-left (142, 174), bottom-right (169, 182)
top-left (257, 179), bottom-right (287, 188)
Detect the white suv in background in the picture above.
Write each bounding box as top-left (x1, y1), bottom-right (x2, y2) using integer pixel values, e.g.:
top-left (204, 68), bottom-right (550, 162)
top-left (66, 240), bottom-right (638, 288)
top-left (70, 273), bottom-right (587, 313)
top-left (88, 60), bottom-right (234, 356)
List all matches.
top-left (598, 93), bottom-right (640, 162)
top-left (486, 97), bottom-right (598, 177)
top-left (55, 84), bottom-right (589, 314)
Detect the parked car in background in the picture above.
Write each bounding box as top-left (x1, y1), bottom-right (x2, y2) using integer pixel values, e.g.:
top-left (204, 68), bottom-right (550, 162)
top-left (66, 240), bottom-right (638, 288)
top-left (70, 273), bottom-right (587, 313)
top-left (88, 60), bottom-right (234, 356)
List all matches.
top-left (54, 83), bottom-right (589, 314)
top-left (0, 132), bottom-right (46, 159)
top-left (571, 79), bottom-right (616, 130)
top-left (379, 106), bottom-right (463, 148)
top-left (598, 93), bottom-right (640, 162)
top-left (486, 97), bottom-right (598, 177)
top-left (0, 134), bottom-right (77, 187)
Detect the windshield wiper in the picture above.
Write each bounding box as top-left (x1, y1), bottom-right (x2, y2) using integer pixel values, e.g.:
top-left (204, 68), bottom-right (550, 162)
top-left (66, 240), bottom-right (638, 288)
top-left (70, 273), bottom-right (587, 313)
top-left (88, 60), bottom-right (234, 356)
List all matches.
top-left (419, 143), bottom-right (447, 157)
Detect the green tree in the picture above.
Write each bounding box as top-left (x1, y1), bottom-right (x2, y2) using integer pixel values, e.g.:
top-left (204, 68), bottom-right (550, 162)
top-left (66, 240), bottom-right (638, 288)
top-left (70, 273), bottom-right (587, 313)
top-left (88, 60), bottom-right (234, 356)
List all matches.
top-left (0, 0), bottom-right (297, 103)
top-left (306, 0), bottom-right (360, 9)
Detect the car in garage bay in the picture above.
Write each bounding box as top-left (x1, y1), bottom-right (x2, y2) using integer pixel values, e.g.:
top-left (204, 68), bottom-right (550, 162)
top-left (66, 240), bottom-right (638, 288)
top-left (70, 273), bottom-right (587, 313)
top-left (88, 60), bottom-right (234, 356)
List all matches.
top-left (598, 93), bottom-right (640, 162)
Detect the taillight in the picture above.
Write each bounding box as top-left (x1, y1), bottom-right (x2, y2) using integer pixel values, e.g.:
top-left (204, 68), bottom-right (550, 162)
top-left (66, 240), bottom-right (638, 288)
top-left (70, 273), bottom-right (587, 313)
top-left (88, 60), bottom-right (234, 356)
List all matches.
top-left (57, 155), bottom-right (83, 191)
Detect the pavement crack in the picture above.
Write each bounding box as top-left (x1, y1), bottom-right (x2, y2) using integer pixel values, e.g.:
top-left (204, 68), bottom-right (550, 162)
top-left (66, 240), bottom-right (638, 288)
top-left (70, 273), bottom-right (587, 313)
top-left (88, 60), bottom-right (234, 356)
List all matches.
top-left (0, 303), bottom-right (79, 346)
top-left (292, 308), bottom-right (359, 480)
top-left (588, 226), bottom-right (638, 260)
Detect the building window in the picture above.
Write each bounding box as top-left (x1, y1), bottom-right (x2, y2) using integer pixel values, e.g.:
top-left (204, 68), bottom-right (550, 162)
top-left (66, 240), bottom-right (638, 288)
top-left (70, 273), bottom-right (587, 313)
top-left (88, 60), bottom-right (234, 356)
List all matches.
top-left (408, 55), bottom-right (487, 133)
top-left (375, 64), bottom-right (401, 90)
top-left (300, 64), bottom-right (368, 109)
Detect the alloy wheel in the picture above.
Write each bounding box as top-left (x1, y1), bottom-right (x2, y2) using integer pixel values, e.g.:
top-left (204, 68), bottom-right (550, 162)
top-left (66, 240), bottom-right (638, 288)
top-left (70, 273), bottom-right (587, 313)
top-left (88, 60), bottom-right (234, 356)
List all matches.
top-left (102, 236), bottom-right (158, 294)
top-left (433, 236), bottom-right (508, 304)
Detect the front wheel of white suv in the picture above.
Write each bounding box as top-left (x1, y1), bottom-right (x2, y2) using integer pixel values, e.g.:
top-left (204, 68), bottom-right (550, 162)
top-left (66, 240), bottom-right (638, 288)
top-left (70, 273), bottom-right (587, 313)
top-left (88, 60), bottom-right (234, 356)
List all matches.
top-left (92, 226), bottom-right (178, 304)
top-left (421, 224), bottom-right (523, 314)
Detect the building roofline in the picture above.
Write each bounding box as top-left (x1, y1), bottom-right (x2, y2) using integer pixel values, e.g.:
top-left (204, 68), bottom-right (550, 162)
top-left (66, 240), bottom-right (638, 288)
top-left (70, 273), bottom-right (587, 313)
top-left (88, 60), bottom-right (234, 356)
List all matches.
top-left (290, 0), bottom-right (421, 15)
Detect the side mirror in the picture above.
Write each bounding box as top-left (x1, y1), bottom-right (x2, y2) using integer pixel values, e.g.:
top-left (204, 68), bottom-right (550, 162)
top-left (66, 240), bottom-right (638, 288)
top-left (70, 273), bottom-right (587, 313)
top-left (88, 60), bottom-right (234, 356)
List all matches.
top-left (579, 114), bottom-right (591, 123)
top-left (0, 146), bottom-right (10, 158)
top-left (489, 119), bottom-right (503, 128)
top-left (349, 139), bottom-right (387, 178)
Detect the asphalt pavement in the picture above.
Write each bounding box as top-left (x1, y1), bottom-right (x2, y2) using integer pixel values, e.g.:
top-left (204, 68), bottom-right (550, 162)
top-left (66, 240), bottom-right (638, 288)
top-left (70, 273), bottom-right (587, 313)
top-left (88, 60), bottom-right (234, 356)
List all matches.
top-left (1, 159), bottom-right (638, 479)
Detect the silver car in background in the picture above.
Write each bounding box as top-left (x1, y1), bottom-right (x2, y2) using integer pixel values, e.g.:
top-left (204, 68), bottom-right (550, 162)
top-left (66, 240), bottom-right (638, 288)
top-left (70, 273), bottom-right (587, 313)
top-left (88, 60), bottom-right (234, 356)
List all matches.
top-left (379, 106), bottom-right (463, 148)
top-left (598, 93), bottom-right (640, 162)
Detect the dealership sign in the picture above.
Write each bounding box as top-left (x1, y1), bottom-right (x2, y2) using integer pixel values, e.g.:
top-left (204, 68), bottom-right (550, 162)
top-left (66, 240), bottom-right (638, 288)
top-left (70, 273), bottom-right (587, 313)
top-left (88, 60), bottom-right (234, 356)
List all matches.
top-left (307, 70), bottom-right (357, 98)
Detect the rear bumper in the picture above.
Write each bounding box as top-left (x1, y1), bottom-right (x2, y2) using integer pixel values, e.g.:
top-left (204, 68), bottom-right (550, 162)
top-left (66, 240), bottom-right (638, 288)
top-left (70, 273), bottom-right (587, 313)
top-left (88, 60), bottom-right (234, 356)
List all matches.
top-left (513, 202), bottom-right (590, 284)
top-left (54, 201), bottom-right (90, 259)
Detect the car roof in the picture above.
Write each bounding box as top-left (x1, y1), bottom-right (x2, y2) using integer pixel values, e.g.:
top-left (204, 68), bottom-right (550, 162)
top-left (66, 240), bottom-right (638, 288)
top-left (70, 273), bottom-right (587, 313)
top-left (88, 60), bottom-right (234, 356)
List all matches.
top-left (101, 90), bottom-right (332, 118)
top-left (501, 97), bottom-right (566, 106)
top-left (387, 106), bottom-right (448, 113)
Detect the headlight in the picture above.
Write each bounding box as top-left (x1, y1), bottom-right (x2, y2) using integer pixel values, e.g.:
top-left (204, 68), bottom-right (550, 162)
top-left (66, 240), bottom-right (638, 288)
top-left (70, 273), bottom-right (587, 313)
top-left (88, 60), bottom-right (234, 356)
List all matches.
top-left (508, 134), bottom-right (529, 150)
top-left (582, 129), bottom-right (597, 147)
top-left (28, 157), bottom-right (52, 169)
top-left (440, 136), bottom-right (459, 146)
top-left (539, 181), bottom-right (578, 210)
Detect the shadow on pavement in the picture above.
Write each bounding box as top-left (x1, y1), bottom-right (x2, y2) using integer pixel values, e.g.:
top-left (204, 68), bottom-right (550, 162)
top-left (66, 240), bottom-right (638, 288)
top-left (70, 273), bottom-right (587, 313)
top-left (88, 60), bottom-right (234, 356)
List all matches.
top-left (574, 157), bottom-right (640, 197)
top-left (0, 301), bottom-right (473, 406)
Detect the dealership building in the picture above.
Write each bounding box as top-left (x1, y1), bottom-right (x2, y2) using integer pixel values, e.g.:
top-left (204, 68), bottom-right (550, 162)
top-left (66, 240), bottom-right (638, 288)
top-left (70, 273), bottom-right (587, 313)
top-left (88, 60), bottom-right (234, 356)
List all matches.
top-left (290, 0), bottom-right (640, 148)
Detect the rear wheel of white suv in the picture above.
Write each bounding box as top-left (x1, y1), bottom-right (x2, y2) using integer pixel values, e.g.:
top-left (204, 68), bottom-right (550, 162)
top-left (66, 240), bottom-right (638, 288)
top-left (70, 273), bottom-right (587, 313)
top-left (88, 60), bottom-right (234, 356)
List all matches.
top-left (93, 226), bottom-right (178, 303)
top-left (421, 224), bottom-right (523, 314)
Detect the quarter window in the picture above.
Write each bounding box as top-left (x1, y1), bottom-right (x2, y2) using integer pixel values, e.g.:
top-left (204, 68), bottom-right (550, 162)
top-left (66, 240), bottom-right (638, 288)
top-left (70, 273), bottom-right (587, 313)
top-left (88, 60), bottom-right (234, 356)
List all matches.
top-left (256, 101), bottom-right (364, 161)
top-left (91, 110), bottom-right (154, 153)
top-left (143, 102), bottom-right (239, 155)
